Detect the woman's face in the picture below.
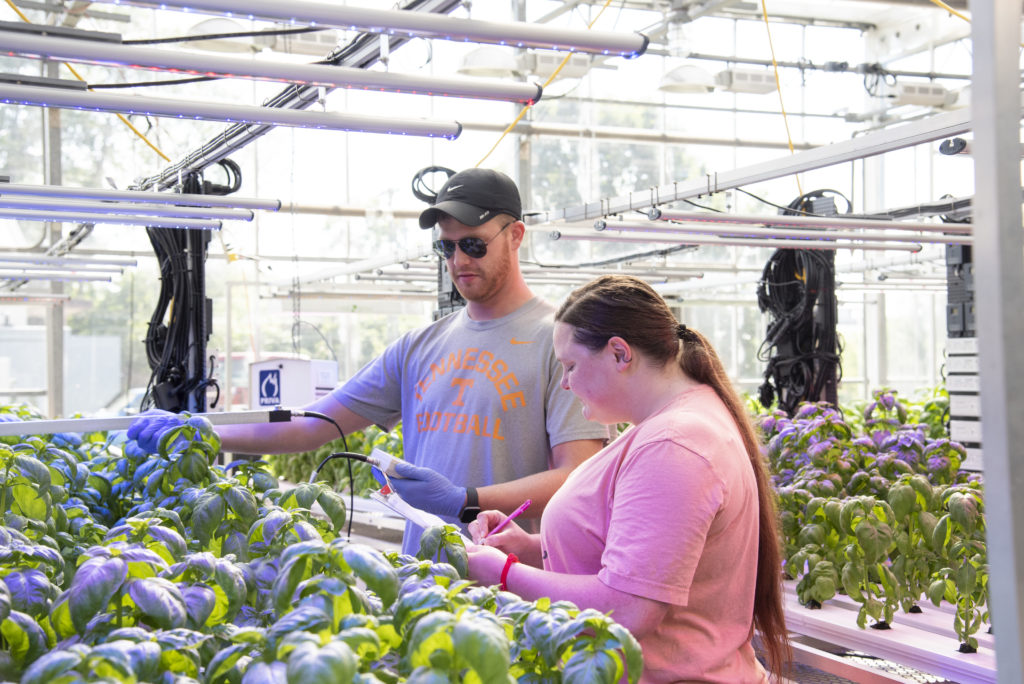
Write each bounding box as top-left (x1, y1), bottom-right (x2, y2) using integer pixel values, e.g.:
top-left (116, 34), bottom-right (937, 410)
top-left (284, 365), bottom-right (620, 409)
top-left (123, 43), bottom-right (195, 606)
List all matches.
top-left (553, 322), bottom-right (621, 425)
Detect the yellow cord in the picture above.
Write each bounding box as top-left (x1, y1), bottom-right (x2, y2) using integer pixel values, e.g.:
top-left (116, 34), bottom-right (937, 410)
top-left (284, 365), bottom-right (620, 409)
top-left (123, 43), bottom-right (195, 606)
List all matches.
top-left (476, 0), bottom-right (615, 168)
top-left (924, 0), bottom-right (1023, 48)
top-left (926, 0), bottom-right (970, 24)
top-left (760, 0), bottom-right (802, 198)
top-left (5, 0), bottom-right (171, 161)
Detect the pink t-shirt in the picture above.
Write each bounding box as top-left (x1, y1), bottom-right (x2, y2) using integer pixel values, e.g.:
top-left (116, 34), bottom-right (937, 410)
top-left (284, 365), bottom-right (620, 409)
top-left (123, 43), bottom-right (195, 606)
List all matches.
top-left (541, 384), bottom-right (767, 684)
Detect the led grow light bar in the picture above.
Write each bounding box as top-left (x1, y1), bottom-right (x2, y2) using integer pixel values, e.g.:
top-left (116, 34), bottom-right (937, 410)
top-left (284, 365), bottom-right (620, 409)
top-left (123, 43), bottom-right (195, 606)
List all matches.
top-left (98, 0), bottom-right (649, 57)
top-left (0, 83), bottom-right (463, 138)
top-left (0, 29), bottom-right (543, 104)
top-left (0, 207), bottom-right (220, 229)
top-left (0, 197), bottom-right (253, 221)
top-left (648, 208), bottom-right (973, 234)
top-left (596, 220), bottom-right (972, 245)
top-left (0, 253), bottom-right (137, 267)
top-left (0, 182), bottom-right (280, 210)
top-left (550, 230), bottom-right (923, 252)
top-left (0, 270), bottom-right (113, 282)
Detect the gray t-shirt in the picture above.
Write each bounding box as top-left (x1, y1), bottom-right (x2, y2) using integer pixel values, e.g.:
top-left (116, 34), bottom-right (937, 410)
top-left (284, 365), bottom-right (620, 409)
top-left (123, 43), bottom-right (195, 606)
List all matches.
top-left (332, 296), bottom-right (610, 553)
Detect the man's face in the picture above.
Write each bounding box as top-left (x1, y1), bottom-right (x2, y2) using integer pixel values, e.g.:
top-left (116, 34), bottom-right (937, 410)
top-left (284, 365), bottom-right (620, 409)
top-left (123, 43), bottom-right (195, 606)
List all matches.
top-left (436, 215), bottom-right (518, 304)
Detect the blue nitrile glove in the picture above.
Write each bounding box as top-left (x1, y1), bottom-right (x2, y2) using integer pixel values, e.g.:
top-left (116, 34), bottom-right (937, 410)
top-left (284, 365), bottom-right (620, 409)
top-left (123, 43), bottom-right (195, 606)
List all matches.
top-left (126, 408), bottom-right (182, 453)
top-left (390, 461), bottom-right (467, 519)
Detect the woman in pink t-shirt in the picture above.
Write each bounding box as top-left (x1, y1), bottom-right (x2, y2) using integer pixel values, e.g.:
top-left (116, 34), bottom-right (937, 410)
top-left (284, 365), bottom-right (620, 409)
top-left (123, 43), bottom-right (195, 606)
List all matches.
top-left (467, 275), bottom-right (790, 684)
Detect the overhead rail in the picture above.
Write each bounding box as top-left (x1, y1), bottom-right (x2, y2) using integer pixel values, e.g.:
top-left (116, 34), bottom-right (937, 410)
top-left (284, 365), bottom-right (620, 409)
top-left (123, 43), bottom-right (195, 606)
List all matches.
top-left (534, 107), bottom-right (973, 223)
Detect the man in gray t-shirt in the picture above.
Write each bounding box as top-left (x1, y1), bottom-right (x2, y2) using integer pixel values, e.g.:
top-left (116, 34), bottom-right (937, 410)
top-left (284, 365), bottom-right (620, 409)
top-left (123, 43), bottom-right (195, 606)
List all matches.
top-left (194, 168), bottom-right (610, 553)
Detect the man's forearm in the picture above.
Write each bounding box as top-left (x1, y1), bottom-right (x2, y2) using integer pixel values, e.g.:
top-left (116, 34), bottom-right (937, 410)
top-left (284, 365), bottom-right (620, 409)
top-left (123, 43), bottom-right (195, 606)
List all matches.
top-left (476, 467), bottom-right (573, 516)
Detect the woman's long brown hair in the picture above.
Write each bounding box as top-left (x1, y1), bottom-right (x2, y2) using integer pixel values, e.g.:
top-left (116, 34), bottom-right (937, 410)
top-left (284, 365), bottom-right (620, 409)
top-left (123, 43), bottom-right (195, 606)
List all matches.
top-left (556, 274), bottom-right (791, 681)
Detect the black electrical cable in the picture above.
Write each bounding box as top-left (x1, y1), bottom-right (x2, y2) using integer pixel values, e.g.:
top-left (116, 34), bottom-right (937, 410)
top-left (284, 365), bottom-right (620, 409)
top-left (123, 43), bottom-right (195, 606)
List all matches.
top-left (89, 76), bottom-right (216, 90)
top-left (294, 410), bottom-right (362, 541)
top-left (755, 190), bottom-right (843, 415)
top-left (124, 26), bottom-right (327, 46)
top-left (683, 198), bottom-right (724, 213)
top-left (736, 187), bottom-right (852, 217)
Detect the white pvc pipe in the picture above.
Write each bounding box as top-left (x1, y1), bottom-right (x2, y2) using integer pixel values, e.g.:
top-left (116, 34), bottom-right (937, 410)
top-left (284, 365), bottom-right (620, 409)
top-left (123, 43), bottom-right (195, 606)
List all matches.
top-left (0, 83), bottom-right (463, 138)
top-left (0, 30), bottom-right (543, 104)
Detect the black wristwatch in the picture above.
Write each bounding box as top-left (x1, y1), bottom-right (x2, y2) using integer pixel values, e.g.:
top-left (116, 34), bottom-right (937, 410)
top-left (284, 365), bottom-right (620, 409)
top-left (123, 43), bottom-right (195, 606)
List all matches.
top-left (459, 487), bottom-right (481, 523)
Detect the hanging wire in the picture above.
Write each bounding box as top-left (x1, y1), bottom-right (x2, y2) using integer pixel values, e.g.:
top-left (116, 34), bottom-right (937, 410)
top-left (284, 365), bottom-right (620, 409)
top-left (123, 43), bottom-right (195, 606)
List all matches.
top-left (475, 0), bottom-right (616, 168)
top-left (2, 0), bottom-right (171, 161)
top-left (759, 0), bottom-right (802, 198)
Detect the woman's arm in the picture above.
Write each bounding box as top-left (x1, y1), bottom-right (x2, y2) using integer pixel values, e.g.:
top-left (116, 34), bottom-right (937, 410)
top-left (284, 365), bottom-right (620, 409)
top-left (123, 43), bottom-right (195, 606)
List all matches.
top-left (467, 545), bottom-right (668, 639)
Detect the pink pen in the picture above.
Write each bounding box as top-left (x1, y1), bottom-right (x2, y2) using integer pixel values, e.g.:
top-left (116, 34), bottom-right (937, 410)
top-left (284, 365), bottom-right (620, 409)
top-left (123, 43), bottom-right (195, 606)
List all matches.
top-left (484, 499), bottom-right (532, 538)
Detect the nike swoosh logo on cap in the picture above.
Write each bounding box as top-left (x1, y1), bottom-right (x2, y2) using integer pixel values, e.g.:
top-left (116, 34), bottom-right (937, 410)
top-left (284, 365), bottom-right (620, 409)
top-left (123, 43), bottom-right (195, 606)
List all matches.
top-left (447, 184), bottom-right (463, 191)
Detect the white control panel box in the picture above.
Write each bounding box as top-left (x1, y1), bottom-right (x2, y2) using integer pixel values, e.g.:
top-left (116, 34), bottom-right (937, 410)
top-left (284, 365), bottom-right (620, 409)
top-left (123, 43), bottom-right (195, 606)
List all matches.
top-left (249, 358), bottom-right (339, 409)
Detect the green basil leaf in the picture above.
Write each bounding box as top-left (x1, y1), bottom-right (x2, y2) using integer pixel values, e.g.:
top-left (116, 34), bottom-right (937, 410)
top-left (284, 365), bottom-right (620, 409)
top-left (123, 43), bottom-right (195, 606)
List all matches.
top-left (285, 641), bottom-right (357, 684)
top-left (452, 612), bottom-right (511, 683)
top-left (182, 584), bottom-right (217, 627)
top-left (225, 486), bottom-right (259, 527)
top-left (1, 609), bottom-right (49, 666)
top-left (563, 648), bottom-right (619, 684)
top-left (21, 648), bottom-right (82, 684)
top-left (68, 556), bottom-right (127, 633)
top-left (3, 568), bottom-right (56, 619)
top-left (127, 576), bottom-right (188, 629)
top-left (192, 493), bottom-right (227, 547)
top-left (205, 642), bottom-right (250, 684)
top-left (317, 490), bottom-right (347, 534)
top-left (242, 661), bottom-right (288, 684)
top-left (342, 544), bottom-right (399, 609)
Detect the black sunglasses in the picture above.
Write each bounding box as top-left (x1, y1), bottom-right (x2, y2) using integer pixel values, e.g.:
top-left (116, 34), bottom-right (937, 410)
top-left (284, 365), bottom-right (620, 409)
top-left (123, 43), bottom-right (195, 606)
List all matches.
top-left (433, 220), bottom-right (515, 260)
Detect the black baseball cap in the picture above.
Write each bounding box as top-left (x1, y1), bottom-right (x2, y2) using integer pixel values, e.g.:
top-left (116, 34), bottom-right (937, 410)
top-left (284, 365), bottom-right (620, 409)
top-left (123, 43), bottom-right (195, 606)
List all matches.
top-left (418, 168), bottom-right (522, 229)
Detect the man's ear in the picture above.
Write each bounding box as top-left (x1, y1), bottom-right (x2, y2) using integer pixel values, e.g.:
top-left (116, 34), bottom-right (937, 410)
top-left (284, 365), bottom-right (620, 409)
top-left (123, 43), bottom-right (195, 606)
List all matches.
top-left (508, 220), bottom-right (526, 248)
top-left (608, 337), bottom-right (632, 366)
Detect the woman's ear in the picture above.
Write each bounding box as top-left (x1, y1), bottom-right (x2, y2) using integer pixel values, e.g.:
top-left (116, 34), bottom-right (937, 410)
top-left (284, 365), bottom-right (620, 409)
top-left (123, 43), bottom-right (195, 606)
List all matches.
top-left (608, 337), bottom-right (632, 367)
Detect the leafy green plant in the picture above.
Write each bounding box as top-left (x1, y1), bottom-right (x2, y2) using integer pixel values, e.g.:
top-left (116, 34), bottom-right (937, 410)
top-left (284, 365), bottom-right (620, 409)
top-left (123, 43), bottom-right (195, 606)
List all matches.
top-left (0, 404), bottom-right (643, 683)
top-left (928, 484), bottom-right (988, 652)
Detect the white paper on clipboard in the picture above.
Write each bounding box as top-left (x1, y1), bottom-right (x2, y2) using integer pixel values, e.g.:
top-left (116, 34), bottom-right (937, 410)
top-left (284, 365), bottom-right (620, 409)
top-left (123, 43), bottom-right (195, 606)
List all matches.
top-left (368, 491), bottom-right (472, 545)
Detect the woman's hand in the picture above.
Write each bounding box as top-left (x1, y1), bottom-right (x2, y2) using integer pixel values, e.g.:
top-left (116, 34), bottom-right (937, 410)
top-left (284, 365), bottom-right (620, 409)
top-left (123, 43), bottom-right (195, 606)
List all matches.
top-left (466, 543), bottom-right (508, 586)
top-left (468, 510), bottom-right (542, 566)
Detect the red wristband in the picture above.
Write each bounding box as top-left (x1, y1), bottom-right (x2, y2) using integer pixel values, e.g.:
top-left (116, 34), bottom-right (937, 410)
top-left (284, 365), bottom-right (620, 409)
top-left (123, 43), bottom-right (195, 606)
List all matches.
top-left (499, 553), bottom-right (519, 592)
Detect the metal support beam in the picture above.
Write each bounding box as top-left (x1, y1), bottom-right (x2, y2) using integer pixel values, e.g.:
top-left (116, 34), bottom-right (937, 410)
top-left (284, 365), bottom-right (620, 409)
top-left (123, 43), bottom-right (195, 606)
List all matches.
top-left (536, 107), bottom-right (972, 223)
top-left (969, 1), bottom-right (1024, 682)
